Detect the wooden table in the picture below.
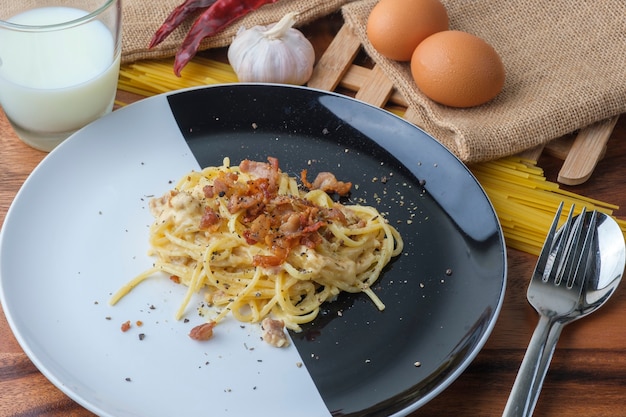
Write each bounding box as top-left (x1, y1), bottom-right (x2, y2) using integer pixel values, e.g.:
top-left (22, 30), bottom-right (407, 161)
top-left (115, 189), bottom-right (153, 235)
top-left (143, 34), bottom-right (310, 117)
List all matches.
top-left (2, 15), bottom-right (626, 417)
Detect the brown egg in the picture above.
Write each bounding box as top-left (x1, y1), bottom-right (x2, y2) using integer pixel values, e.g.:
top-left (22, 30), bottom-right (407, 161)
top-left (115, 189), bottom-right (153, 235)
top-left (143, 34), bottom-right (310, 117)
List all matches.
top-left (366, 0), bottom-right (448, 62)
top-left (410, 30), bottom-right (505, 108)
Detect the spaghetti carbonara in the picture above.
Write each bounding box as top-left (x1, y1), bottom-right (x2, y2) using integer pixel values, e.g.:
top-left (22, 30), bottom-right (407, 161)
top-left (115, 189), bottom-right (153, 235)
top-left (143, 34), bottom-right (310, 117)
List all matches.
top-left (110, 157), bottom-right (403, 333)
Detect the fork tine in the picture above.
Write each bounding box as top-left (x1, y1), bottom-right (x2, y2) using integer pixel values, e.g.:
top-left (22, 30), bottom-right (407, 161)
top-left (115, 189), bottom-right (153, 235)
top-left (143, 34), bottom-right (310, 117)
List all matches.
top-left (536, 202), bottom-right (565, 280)
top-left (553, 207), bottom-right (587, 286)
top-left (567, 210), bottom-right (597, 289)
top-left (542, 203), bottom-right (575, 283)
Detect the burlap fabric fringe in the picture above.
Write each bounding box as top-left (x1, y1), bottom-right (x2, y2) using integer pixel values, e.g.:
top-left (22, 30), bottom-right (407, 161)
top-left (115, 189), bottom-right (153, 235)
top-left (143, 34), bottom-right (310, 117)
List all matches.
top-left (342, 0), bottom-right (626, 162)
top-left (122, 0), bottom-right (351, 63)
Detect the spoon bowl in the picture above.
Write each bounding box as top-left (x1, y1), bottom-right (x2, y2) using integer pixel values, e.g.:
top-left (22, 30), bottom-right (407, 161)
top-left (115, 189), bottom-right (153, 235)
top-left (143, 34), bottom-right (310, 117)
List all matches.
top-left (579, 211), bottom-right (625, 315)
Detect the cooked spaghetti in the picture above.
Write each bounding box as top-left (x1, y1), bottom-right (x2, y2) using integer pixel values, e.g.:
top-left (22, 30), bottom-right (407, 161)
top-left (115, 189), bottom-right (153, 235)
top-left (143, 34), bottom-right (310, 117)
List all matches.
top-left (110, 157), bottom-right (403, 332)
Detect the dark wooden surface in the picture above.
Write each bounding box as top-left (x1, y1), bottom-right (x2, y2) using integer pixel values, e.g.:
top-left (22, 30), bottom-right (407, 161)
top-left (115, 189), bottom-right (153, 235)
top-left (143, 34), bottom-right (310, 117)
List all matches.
top-left (2, 14), bottom-right (626, 417)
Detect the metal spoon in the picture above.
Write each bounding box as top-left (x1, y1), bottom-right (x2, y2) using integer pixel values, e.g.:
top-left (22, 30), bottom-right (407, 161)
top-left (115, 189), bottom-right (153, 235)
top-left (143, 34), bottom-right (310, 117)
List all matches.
top-left (578, 212), bottom-right (625, 314)
top-left (503, 211), bottom-right (625, 417)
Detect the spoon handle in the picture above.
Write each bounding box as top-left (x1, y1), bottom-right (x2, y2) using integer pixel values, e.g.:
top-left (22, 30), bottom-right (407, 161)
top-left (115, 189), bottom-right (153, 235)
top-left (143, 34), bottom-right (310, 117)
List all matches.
top-left (502, 315), bottom-right (565, 417)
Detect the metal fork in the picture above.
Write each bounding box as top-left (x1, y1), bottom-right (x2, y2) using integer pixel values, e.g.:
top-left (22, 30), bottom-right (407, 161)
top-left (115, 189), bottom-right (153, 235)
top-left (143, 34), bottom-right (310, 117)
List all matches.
top-left (502, 203), bottom-right (597, 417)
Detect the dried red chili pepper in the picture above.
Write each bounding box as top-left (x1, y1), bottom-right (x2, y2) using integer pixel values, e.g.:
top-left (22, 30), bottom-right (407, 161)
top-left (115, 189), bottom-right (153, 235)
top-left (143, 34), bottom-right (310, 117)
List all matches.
top-left (148, 0), bottom-right (218, 49)
top-left (173, 0), bottom-right (280, 76)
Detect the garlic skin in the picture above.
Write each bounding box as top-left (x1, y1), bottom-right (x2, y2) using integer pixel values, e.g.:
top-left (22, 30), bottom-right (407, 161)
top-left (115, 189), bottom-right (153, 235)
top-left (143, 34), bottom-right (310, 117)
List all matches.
top-left (228, 12), bottom-right (315, 85)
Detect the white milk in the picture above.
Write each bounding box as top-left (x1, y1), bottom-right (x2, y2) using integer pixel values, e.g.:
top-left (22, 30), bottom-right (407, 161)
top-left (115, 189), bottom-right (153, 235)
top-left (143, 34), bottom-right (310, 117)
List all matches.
top-left (0, 7), bottom-right (120, 151)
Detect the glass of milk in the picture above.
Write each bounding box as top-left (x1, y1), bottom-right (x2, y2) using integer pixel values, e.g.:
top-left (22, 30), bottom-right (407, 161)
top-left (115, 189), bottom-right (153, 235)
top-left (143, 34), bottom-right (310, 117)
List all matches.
top-left (0, 0), bottom-right (121, 152)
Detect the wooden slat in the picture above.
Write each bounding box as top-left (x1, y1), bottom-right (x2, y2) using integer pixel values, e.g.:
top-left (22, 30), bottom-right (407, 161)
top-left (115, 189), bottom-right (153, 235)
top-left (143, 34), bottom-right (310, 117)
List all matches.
top-left (516, 144), bottom-right (545, 162)
top-left (544, 136), bottom-right (574, 160)
top-left (340, 64), bottom-right (408, 107)
top-left (557, 116), bottom-right (618, 185)
top-left (307, 24), bottom-right (361, 91)
top-left (354, 65), bottom-right (394, 107)
top-left (402, 105), bottom-right (424, 128)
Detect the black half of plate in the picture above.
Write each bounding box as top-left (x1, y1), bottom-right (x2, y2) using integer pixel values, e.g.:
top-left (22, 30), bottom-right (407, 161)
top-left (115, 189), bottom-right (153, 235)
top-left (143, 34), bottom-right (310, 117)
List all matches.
top-left (166, 84), bottom-right (506, 417)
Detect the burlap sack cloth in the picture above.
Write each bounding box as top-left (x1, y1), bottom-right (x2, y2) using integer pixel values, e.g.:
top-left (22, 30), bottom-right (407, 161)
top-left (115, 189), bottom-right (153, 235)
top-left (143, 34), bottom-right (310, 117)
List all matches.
top-left (342, 0), bottom-right (626, 162)
top-left (122, 0), bottom-right (626, 162)
top-left (122, 0), bottom-right (352, 62)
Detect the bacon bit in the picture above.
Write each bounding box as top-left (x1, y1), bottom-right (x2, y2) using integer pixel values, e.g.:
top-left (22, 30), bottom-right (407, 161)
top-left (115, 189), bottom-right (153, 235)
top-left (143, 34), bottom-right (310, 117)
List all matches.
top-left (199, 207), bottom-right (220, 230)
top-left (244, 176), bottom-right (271, 197)
top-left (240, 157), bottom-right (279, 185)
top-left (253, 253), bottom-right (286, 267)
top-left (121, 320), bottom-right (131, 332)
top-left (301, 220), bottom-right (326, 234)
top-left (300, 169), bottom-right (312, 189)
top-left (170, 275), bottom-right (181, 284)
top-left (189, 321), bottom-right (216, 341)
top-left (261, 318), bottom-right (289, 348)
top-left (325, 207), bottom-right (348, 223)
top-left (301, 170), bottom-right (352, 196)
top-left (243, 214), bottom-right (270, 244)
top-left (203, 172), bottom-right (239, 199)
top-left (227, 194), bottom-right (265, 215)
top-left (279, 212), bottom-right (301, 234)
top-left (203, 185), bottom-right (215, 198)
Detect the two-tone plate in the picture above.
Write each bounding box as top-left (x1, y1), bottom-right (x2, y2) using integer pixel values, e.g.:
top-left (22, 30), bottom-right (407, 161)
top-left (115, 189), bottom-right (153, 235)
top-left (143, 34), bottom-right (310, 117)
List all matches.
top-left (0, 84), bottom-right (506, 416)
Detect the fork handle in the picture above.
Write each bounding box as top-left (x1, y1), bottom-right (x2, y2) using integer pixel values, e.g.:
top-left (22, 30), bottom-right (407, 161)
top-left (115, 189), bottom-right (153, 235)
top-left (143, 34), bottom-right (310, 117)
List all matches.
top-left (502, 315), bottom-right (565, 417)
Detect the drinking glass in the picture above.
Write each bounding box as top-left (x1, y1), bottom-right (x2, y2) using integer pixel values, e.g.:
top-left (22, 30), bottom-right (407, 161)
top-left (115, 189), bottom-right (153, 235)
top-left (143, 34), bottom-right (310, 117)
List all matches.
top-left (0, 0), bottom-right (122, 152)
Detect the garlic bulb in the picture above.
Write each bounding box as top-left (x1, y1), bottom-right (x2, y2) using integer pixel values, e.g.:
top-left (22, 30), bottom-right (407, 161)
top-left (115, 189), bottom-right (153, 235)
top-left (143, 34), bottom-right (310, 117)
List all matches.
top-left (227, 12), bottom-right (315, 85)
